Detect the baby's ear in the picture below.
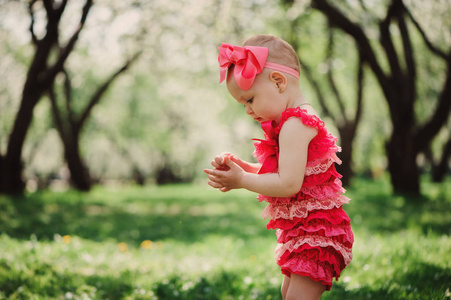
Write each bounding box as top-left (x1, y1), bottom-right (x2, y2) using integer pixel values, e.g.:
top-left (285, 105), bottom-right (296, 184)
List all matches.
top-left (269, 71), bottom-right (287, 91)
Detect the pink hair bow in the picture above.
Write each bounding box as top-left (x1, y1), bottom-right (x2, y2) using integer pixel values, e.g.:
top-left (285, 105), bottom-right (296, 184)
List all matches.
top-left (218, 43), bottom-right (268, 91)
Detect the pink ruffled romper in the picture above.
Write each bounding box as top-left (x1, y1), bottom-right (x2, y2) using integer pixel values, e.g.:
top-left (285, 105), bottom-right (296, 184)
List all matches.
top-left (253, 107), bottom-right (354, 290)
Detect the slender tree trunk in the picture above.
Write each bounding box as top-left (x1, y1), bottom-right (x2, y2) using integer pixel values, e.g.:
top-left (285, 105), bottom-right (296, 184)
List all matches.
top-left (337, 124), bottom-right (356, 186)
top-left (387, 128), bottom-right (420, 194)
top-left (1, 83), bottom-right (44, 194)
top-left (431, 138), bottom-right (451, 182)
top-left (48, 53), bottom-right (140, 191)
top-left (63, 135), bottom-right (91, 191)
top-left (0, 0), bottom-right (93, 195)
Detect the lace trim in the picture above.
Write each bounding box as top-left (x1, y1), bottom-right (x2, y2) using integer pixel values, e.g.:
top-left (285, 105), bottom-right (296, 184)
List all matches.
top-left (261, 195), bottom-right (350, 220)
top-left (305, 155), bottom-right (341, 176)
top-left (276, 225), bottom-right (355, 245)
top-left (303, 165), bottom-right (342, 187)
top-left (301, 178), bottom-right (346, 200)
top-left (275, 235), bottom-right (353, 266)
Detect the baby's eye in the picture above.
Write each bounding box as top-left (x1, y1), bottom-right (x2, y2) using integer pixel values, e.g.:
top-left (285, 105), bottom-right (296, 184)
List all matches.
top-left (246, 97), bottom-right (254, 104)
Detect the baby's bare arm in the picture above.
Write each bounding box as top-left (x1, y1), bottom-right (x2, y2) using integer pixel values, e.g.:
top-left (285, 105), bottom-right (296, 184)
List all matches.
top-left (205, 118), bottom-right (317, 197)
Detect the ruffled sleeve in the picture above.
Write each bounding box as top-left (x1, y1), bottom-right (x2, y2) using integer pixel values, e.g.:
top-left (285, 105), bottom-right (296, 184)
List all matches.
top-left (275, 108), bottom-right (342, 168)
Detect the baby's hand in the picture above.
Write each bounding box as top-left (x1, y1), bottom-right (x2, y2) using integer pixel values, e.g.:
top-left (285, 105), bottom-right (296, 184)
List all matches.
top-left (211, 152), bottom-right (232, 171)
top-left (204, 154), bottom-right (244, 192)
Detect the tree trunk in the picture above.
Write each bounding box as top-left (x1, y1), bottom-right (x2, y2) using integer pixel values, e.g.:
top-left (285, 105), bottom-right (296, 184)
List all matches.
top-left (337, 124), bottom-right (356, 187)
top-left (386, 129), bottom-right (420, 195)
top-left (310, 0), bottom-right (451, 197)
top-left (63, 135), bottom-right (91, 191)
top-left (48, 53), bottom-right (139, 191)
top-left (0, 0), bottom-right (93, 195)
top-left (0, 86), bottom-right (43, 194)
top-left (431, 138), bottom-right (451, 182)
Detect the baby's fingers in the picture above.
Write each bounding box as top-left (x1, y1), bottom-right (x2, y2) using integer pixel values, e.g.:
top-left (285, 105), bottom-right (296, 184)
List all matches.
top-left (204, 169), bottom-right (222, 181)
top-left (208, 181), bottom-right (224, 189)
top-left (220, 187), bottom-right (231, 192)
top-left (211, 160), bottom-right (221, 169)
top-left (214, 156), bottom-right (225, 166)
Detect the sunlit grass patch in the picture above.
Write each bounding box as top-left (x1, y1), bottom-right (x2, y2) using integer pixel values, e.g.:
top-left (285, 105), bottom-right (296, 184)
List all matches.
top-left (0, 177), bottom-right (450, 299)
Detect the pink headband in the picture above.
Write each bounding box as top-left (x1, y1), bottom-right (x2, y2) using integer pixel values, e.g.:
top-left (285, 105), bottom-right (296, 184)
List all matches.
top-left (218, 43), bottom-right (300, 91)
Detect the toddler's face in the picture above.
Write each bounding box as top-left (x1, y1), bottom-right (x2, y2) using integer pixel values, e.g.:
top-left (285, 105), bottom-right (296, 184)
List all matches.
top-left (226, 70), bottom-right (287, 123)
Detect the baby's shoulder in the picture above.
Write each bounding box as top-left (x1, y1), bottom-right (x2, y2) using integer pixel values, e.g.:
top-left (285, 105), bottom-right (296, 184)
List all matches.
top-left (279, 117), bottom-right (318, 141)
top-left (277, 108), bottom-right (325, 134)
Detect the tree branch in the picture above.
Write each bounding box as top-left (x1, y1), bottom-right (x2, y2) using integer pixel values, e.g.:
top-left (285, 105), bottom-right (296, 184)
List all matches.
top-left (414, 54), bottom-right (451, 153)
top-left (48, 83), bottom-right (66, 140)
top-left (62, 69), bottom-right (76, 129)
top-left (326, 25), bottom-right (348, 123)
top-left (28, 0), bottom-right (38, 45)
top-left (357, 0), bottom-right (368, 12)
top-left (311, 0), bottom-right (390, 98)
top-left (378, 0), bottom-right (403, 80)
top-left (436, 136), bottom-right (451, 177)
top-left (42, 0), bottom-right (54, 17)
top-left (298, 58), bottom-right (333, 119)
top-left (76, 52), bottom-right (141, 131)
top-left (354, 52), bottom-right (365, 130)
top-left (396, 1), bottom-right (416, 101)
top-left (44, 0), bottom-right (93, 86)
top-left (404, 3), bottom-right (448, 60)
top-left (287, 23), bottom-right (334, 120)
top-left (54, 0), bottom-right (68, 15)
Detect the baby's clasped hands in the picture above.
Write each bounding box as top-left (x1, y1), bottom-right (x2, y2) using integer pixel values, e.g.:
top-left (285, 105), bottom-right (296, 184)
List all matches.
top-left (204, 153), bottom-right (245, 192)
top-left (210, 152), bottom-right (232, 171)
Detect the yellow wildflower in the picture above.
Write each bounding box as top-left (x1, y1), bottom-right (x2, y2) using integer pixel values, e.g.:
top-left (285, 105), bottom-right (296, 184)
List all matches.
top-left (140, 240), bottom-right (153, 250)
top-left (118, 242), bottom-right (128, 252)
top-left (62, 235), bottom-right (71, 244)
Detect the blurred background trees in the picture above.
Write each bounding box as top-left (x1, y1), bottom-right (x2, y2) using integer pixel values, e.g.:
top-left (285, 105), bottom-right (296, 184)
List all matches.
top-left (0, 0), bottom-right (449, 196)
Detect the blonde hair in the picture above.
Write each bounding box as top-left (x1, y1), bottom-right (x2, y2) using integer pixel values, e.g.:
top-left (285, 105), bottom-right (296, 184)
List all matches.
top-left (243, 34), bottom-right (301, 74)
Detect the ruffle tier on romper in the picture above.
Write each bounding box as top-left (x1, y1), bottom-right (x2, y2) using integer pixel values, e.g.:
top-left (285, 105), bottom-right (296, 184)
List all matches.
top-left (253, 107), bottom-right (354, 291)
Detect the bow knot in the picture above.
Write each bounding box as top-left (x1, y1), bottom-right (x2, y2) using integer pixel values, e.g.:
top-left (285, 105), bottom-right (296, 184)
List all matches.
top-left (218, 43), bottom-right (268, 91)
top-left (252, 121), bottom-right (279, 174)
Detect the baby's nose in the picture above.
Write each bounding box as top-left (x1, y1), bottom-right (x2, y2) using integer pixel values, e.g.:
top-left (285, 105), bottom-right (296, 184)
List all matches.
top-left (245, 105), bottom-right (253, 115)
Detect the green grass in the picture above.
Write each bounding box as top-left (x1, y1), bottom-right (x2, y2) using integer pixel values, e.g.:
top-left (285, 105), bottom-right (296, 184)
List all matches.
top-left (0, 176), bottom-right (450, 299)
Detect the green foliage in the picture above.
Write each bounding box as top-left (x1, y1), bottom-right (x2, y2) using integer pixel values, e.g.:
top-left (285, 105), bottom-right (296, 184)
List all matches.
top-left (1, 0), bottom-right (449, 187)
top-left (0, 177), bottom-right (450, 299)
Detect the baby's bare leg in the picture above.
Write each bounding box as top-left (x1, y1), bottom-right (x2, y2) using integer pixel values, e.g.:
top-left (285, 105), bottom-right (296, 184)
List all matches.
top-left (285, 274), bottom-right (326, 300)
top-left (281, 275), bottom-right (290, 300)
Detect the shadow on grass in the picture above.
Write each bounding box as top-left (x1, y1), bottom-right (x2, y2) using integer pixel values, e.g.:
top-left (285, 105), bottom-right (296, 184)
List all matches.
top-left (0, 258), bottom-right (134, 299)
top-left (325, 262), bottom-right (451, 300)
top-left (2, 256), bottom-right (448, 300)
top-left (0, 190), bottom-right (269, 245)
top-left (345, 178), bottom-right (451, 235)
top-left (1, 177), bottom-right (451, 245)
top-left (1, 257), bottom-right (282, 299)
top-left (152, 272), bottom-right (281, 300)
